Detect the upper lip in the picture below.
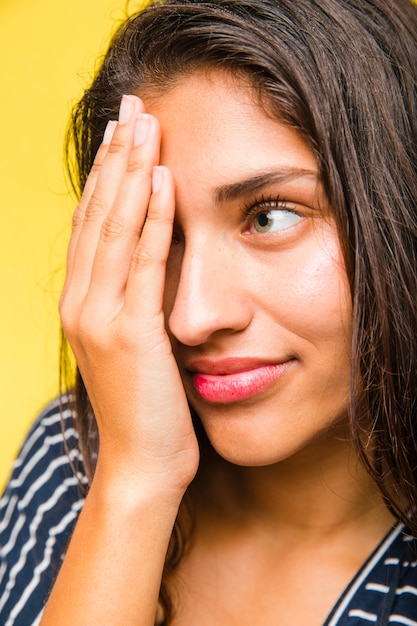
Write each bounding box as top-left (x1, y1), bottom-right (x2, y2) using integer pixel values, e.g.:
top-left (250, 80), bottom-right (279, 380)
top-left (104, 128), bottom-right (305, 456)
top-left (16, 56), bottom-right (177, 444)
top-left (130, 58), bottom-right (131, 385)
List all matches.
top-left (185, 356), bottom-right (292, 375)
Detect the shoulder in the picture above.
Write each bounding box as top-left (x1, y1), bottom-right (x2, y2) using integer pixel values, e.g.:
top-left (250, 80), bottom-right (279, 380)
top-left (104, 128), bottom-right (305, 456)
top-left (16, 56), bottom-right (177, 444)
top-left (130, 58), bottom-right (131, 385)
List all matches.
top-left (0, 396), bottom-right (87, 626)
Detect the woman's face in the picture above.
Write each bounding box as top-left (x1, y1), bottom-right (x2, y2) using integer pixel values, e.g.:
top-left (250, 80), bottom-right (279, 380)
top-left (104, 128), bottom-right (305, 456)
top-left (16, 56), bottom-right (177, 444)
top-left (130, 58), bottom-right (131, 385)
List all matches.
top-left (146, 71), bottom-right (352, 467)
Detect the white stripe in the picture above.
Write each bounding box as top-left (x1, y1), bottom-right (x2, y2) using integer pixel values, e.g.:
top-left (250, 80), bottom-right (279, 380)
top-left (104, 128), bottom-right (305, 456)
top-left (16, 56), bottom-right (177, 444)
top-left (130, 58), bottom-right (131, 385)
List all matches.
top-left (0, 477), bottom-right (81, 613)
top-left (31, 608), bottom-right (44, 626)
top-left (0, 495), bottom-right (18, 534)
top-left (0, 514), bottom-right (26, 560)
top-left (348, 609), bottom-right (378, 621)
top-left (10, 401), bottom-right (73, 471)
top-left (5, 498), bottom-right (84, 625)
top-left (10, 429), bottom-right (77, 490)
top-left (0, 561), bottom-right (6, 587)
top-left (389, 617), bottom-right (417, 626)
top-left (18, 448), bottom-right (82, 509)
top-left (0, 402), bottom-right (77, 509)
top-left (6, 425), bottom-right (45, 473)
top-left (326, 523), bottom-right (404, 626)
top-left (10, 400), bottom-right (67, 468)
top-left (42, 408), bottom-right (73, 429)
top-left (365, 582), bottom-right (390, 593)
top-left (396, 585), bottom-right (417, 596)
top-left (0, 496), bottom-right (18, 582)
top-left (385, 558), bottom-right (401, 565)
top-left (9, 434), bottom-right (63, 489)
top-left (51, 498), bottom-right (84, 534)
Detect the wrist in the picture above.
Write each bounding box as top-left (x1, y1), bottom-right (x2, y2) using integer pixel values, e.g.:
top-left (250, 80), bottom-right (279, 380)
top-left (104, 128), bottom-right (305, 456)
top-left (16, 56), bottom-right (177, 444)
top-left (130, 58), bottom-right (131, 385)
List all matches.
top-left (88, 460), bottom-right (187, 517)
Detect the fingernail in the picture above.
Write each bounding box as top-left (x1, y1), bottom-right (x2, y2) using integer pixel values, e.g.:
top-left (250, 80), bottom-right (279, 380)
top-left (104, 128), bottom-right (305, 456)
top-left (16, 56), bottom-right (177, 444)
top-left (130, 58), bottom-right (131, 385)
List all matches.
top-left (134, 114), bottom-right (150, 146)
top-left (118, 94), bottom-right (135, 124)
top-left (152, 166), bottom-right (163, 194)
top-left (102, 120), bottom-right (117, 145)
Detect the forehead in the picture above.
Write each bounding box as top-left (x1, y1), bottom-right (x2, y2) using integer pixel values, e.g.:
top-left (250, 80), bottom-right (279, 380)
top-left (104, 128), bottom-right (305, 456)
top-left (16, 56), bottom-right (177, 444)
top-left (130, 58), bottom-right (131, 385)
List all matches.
top-left (140, 70), bottom-right (318, 198)
top-left (142, 69), bottom-right (267, 148)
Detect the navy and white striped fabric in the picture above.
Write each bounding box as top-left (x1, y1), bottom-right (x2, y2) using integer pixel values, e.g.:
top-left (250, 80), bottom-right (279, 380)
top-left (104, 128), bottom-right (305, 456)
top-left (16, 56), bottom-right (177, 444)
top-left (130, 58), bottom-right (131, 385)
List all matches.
top-left (1, 398), bottom-right (416, 625)
top-left (324, 522), bottom-right (417, 625)
top-left (0, 398), bottom-right (86, 626)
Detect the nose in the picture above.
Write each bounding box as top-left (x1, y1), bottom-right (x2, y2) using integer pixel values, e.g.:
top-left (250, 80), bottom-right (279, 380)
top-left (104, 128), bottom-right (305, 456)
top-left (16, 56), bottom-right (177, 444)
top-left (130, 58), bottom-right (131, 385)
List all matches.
top-left (167, 242), bottom-right (252, 346)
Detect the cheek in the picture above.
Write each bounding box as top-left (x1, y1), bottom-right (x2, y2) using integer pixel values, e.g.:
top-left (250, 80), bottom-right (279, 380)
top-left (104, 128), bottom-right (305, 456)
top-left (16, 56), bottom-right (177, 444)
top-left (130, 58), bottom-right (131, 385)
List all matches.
top-left (299, 249), bottom-right (349, 320)
top-left (258, 233), bottom-right (352, 342)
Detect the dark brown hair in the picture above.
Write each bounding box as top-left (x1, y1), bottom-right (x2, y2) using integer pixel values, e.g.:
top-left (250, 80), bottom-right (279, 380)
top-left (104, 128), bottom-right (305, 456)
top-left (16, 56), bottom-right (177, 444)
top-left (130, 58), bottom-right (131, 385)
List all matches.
top-left (63, 0), bottom-right (417, 622)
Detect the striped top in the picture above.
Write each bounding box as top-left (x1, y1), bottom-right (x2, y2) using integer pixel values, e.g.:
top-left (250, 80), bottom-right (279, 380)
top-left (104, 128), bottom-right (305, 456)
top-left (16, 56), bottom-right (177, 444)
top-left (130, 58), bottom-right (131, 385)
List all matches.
top-left (0, 398), bottom-right (87, 626)
top-left (1, 399), bottom-right (417, 625)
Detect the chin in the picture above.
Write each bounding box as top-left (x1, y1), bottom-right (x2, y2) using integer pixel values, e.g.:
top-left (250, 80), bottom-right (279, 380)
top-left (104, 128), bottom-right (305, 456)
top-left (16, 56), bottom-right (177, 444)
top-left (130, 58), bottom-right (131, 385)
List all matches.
top-left (197, 408), bottom-right (351, 469)
top-left (201, 425), bottom-right (304, 467)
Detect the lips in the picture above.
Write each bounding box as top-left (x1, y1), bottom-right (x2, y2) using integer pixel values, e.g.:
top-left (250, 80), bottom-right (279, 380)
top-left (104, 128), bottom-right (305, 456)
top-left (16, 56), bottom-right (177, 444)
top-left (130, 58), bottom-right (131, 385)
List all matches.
top-left (186, 357), bottom-right (294, 404)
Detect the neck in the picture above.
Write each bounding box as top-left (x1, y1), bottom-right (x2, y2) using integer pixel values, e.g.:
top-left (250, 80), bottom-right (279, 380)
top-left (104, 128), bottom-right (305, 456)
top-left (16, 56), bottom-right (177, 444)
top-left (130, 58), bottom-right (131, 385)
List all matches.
top-left (191, 431), bottom-right (394, 538)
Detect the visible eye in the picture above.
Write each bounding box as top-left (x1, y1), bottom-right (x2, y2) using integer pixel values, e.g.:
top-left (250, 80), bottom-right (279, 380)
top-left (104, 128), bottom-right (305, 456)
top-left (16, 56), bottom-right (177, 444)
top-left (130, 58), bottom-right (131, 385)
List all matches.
top-left (244, 196), bottom-right (303, 234)
top-left (252, 209), bottom-right (302, 233)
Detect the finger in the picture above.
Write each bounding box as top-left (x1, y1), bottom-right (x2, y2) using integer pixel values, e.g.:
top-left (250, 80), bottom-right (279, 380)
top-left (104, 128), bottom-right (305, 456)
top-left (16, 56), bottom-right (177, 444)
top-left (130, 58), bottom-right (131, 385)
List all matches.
top-left (63, 120), bottom-right (117, 291)
top-left (123, 165), bottom-right (176, 321)
top-left (66, 95), bottom-right (145, 302)
top-left (84, 114), bottom-right (162, 311)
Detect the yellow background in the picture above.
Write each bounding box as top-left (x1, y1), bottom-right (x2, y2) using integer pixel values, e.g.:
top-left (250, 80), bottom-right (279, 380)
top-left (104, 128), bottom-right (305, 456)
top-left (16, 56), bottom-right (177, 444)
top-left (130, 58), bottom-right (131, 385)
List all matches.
top-left (0, 0), bottom-right (136, 488)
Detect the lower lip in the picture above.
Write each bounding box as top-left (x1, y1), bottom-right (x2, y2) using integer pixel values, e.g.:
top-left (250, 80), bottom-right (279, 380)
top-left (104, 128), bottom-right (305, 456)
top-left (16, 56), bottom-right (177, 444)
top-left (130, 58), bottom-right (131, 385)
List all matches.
top-left (192, 362), bottom-right (293, 404)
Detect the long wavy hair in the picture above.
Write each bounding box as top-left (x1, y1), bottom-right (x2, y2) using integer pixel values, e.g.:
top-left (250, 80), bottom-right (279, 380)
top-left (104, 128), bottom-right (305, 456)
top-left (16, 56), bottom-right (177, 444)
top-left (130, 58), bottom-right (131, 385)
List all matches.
top-left (62, 0), bottom-right (417, 622)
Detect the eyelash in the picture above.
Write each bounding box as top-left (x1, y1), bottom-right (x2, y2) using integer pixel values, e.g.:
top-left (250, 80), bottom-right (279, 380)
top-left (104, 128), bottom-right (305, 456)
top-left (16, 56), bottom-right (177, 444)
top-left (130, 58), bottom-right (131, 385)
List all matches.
top-left (242, 194), bottom-right (289, 219)
top-left (244, 194), bottom-right (287, 217)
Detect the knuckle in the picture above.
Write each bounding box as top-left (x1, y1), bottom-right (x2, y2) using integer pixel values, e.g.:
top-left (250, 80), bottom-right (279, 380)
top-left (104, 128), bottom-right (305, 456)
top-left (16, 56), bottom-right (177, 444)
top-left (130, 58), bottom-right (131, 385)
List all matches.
top-left (90, 161), bottom-right (102, 177)
top-left (71, 204), bottom-right (85, 231)
top-left (85, 194), bottom-right (107, 222)
top-left (146, 211), bottom-right (173, 228)
top-left (59, 298), bottom-right (78, 339)
top-left (125, 158), bottom-right (146, 175)
top-left (131, 244), bottom-right (167, 271)
top-left (131, 246), bottom-right (154, 271)
top-left (59, 295), bottom-right (114, 355)
top-left (100, 215), bottom-right (127, 242)
top-left (106, 136), bottom-right (125, 155)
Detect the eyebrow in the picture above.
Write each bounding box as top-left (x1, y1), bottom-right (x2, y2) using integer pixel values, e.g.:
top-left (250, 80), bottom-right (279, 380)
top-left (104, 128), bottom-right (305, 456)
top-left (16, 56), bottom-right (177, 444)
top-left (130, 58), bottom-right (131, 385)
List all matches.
top-left (214, 167), bottom-right (318, 204)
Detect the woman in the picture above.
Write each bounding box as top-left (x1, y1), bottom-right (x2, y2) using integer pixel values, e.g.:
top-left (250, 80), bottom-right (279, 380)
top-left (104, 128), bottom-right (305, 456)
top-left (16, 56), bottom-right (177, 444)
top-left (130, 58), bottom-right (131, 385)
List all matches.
top-left (1, 0), bottom-right (417, 624)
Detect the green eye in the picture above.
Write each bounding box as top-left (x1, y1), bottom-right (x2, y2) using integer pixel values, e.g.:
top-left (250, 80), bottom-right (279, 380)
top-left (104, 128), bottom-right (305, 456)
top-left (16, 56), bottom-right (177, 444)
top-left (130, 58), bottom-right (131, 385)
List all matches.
top-left (253, 210), bottom-right (302, 233)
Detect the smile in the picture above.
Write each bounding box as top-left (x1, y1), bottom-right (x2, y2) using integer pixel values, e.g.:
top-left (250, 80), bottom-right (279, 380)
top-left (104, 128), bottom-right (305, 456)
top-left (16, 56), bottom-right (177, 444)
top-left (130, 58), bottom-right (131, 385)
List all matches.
top-left (188, 359), bottom-right (295, 404)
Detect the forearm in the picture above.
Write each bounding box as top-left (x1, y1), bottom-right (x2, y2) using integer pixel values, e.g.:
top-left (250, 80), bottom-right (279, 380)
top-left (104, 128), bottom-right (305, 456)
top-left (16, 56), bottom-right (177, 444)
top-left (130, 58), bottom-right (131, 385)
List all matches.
top-left (40, 477), bottom-right (182, 626)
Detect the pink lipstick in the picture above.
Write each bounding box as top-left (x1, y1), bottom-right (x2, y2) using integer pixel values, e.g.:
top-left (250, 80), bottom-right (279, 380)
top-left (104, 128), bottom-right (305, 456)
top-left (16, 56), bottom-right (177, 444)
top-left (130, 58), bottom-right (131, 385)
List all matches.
top-left (189, 359), bottom-right (294, 404)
